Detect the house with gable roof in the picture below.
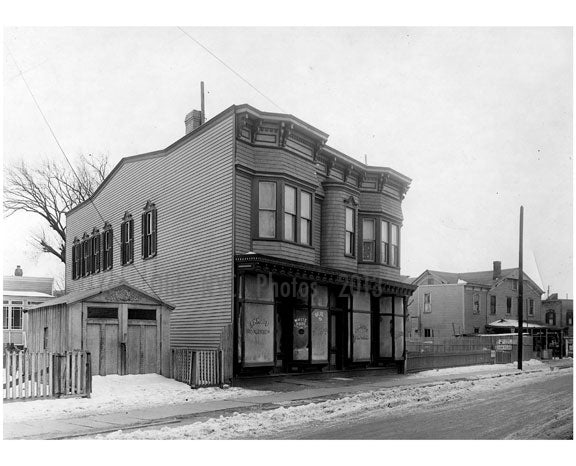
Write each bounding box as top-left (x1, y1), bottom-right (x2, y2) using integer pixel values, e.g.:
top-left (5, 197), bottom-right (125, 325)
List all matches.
top-left (407, 261), bottom-right (544, 339)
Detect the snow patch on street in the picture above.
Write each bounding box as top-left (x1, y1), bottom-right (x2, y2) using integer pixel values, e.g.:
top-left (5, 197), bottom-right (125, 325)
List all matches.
top-left (3, 374), bottom-right (271, 423)
top-left (409, 359), bottom-right (547, 378)
top-left (98, 367), bottom-right (572, 440)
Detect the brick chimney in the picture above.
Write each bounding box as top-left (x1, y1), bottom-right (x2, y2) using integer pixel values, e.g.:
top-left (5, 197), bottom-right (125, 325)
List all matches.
top-left (14, 265), bottom-right (23, 277)
top-left (492, 261), bottom-right (501, 280)
top-left (185, 110), bottom-right (203, 135)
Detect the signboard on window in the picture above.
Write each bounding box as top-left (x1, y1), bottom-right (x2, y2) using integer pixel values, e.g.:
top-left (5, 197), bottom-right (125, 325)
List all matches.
top-left (293, 308), bottom-right (309, 361)
top-left (311, 309), bottom-right (328, 361)
top-left (243, 303), bottom-right (274, 365)
top-left (353, 312), bottom-right (371, 361)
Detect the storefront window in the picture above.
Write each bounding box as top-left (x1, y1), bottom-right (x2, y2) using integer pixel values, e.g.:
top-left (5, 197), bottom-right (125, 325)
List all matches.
top-left (352, 291), bottom-right (371, 362)
top-left (243, 303), bottom-right (274, 365)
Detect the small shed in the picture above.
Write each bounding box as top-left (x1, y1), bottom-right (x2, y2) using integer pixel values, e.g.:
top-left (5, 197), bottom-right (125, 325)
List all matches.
top-left (26, 282), bottom-right (173, 376)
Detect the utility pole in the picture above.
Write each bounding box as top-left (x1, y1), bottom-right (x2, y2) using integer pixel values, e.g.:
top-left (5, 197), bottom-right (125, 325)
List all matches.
top-left (518, 206), bottom-right (524, 370)
top-left (200, 81), bottom-right (206, 124)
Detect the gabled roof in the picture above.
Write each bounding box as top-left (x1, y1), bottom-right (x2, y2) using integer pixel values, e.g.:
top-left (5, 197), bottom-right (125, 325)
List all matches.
top-left (3, 275), bottom-right (54, 296)
top-left (27, 281), bottom-right (174, 311)
top-left (414, 268), bottom-right (544, 294)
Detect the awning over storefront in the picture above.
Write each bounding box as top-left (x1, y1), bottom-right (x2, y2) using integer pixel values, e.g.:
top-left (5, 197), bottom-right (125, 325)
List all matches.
top-left (235, 253), bottom-right (417, 297)
top-left (486, 319), bottom-right (564, 332)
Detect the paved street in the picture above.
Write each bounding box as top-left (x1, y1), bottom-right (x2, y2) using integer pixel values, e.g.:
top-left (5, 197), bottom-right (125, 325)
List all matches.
top-left (268, 372), bottom-right (573, 440)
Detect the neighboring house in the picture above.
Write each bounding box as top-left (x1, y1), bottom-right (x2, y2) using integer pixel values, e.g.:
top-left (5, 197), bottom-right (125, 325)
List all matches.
top-left (408, 261), bottom-right (544, 339)
top-left (3, 265), bottom-right (54, 349)
top-left (31, 103), bottom-right (416, 379)
top-left (541, 293), bottom-right (573, 338)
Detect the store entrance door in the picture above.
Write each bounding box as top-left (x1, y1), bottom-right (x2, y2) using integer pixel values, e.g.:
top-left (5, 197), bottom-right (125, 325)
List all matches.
top-left (329, 310), bottom-right (345, 370)
top-left (275, 300), bottom-right (293, 372)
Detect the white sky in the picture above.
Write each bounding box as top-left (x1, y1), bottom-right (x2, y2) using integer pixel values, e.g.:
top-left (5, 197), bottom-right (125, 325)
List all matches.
top-left (2, 21), bottom-right (573, 298)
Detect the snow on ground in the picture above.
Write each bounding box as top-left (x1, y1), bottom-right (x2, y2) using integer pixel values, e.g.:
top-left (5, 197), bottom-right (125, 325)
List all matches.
top-left (3, 374), bottom-right (271, 423)
top-left (408, 358), bottom-right (547, 378)
top-left (98, 366), bottom-right (572, 440)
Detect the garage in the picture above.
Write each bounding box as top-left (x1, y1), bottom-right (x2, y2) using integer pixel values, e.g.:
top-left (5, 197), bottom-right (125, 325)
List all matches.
top-left (26, 282), bottom-right (173, 376)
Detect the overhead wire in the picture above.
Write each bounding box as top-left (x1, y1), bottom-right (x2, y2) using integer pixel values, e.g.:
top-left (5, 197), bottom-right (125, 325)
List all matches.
top-left (176, 27), bottom-right (287, 113)
top-left (6, 45), bottom-right (165, 303)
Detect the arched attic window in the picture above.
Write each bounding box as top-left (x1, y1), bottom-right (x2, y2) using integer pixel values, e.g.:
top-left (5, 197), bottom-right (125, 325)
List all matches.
top-left (142, 201), bottom-right (157, 259)
top-left (121, 212), bottom-right (134, 265)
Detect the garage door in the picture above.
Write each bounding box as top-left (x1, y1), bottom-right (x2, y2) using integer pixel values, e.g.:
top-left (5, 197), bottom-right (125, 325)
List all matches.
top-left (126, 308), bottom-right (158, 375)
top-left (86, 307), bottom-right (120, 376)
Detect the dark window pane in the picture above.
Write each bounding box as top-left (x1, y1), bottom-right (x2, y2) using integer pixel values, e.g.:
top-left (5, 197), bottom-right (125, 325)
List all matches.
top-left (128, 309), bottom-right (156, 320)
top-left (87, 307), bottom-right (118, 319)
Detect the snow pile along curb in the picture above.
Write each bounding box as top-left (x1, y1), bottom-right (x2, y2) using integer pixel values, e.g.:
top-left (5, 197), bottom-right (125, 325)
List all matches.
top-left (98, 366), bottom-right (572, 440)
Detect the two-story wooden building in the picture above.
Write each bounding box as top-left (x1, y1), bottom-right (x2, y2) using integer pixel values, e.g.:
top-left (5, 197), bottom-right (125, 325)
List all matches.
top-left (31, 104), bottom-right (415, 379)
top-left (408, 261), bottom-right (544, 338)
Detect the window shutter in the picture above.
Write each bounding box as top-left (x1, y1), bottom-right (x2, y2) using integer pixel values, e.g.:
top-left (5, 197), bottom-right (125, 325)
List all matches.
top-left (141, 211), bottom-right (146, 258)
top-left (121, 222), bottom-right (126, 264)
top-left (72, 243), bottom-right (76, 279)
top-left (109, 230), bottom-right (113, 268)
top-left (129, 219), bottom-right (134, 262)
top-left (152, 207), bottom-right (157, 256)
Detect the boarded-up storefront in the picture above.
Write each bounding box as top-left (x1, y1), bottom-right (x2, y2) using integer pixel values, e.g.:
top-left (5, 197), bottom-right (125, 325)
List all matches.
top-left (26, 282), bottom-right (173, 376)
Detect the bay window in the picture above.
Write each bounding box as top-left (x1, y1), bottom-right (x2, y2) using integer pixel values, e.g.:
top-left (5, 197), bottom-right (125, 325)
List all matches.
top-left (381, 220), bottom-right (389, 264)
top-left (300, 191), bottom-right (312, 245)
top-left (257, 180), bottom-right (313, 245)
top-left (362, 219), bottom-right (375, 261)
top-left (258, 181), bottom-right (277, 238)
top-left (345, 207), bottom-right (355, 256)
top-left (284, 185), bottom-right (296, 242)
top-left (391, 224), bottom-right (399, 267)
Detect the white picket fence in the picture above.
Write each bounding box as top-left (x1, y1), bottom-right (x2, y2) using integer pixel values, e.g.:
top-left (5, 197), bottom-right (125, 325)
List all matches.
top-left (3, 350), bottom-right (92, 402)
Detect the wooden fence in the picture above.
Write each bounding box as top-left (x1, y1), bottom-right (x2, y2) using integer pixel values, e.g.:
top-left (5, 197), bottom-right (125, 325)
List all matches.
top-left (3, 350), bottom-right (92, 402)
top-left (172, 349), bottom-right (223, 388)
top-left (405, 336), bottom-right (534, 373)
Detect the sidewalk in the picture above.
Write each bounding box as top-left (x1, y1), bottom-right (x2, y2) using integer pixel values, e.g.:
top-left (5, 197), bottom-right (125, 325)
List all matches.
top-left (3, 358), bottom-right (572, 440)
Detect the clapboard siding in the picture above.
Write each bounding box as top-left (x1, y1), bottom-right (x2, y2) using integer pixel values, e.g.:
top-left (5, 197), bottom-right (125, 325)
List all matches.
top-left (359, 191), bottom-right (403, 221)
top-left (252, 240), bottom-right (316, 265)
top-left (358, 264), bottom-right (401, 281)
top-left (235, 172), bottom-right (252, 254)
top-left (313, 198), bottom-right (322, 264)
top-left (236, 141), bottom-right (319, 187)
top-left (66, 112), bottom-right (235, 349)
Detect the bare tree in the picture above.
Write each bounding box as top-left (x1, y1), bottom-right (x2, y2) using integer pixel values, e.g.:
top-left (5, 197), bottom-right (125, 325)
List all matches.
top-left (3, 154), bottom-right (110, 263)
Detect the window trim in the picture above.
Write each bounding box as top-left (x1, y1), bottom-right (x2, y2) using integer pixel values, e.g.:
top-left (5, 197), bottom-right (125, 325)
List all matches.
top-left (121, 212), bottom-right (134, 266)
top-left (254, 178), bottom-right (314, 247)
top-left (357, 215), bottom-right (401, 267)
top-left (283, 184), bottom-right (297, 242)
top-left (423, 292), bottom-right (432, 313)
top-left (473, 293), bottom-right (480, 314)
top-left (506, 296), bottom-right (512, 315)
top-left (345, 206), bottom-right (356, 257)
top-left (91, 227), bottom-right (101, 274)
top-left (490, 295), bottom-right (496, 315)
top-left (102, 222), bottom-right (113, 271)
top-left (142, 201), bottom-right (157, 260)
top-left (361, 218), bottom-right (376, 262)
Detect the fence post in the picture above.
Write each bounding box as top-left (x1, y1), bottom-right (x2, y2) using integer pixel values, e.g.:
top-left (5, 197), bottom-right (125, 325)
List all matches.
top-left (191, 351), bottom-right (199, 388)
